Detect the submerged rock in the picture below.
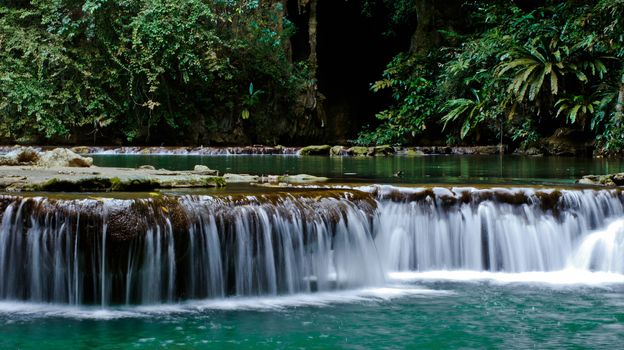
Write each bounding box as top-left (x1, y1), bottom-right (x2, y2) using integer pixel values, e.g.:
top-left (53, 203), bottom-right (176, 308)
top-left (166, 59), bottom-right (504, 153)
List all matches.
top-left (223, 173), bottom-right (260, 183)
top-left (279, 174), bottom-right (329, 183)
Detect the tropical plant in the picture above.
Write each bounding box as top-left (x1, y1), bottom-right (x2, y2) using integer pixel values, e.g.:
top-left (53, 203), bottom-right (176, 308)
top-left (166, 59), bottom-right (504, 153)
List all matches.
top-left (441, 89), bottom-right (490, 139)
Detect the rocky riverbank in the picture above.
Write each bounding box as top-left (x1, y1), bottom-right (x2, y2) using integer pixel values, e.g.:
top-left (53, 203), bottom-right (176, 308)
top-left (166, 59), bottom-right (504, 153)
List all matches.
top-left (0, 147), bottom-right (329, 192)
top-left (578, 173), bottom-right (624, 187)
top-left (0, 144), bottom-right (508, 157)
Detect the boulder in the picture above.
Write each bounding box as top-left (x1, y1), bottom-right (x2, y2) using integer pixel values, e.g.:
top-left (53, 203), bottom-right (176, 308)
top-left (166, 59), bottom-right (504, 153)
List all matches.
top-left (299, 145), bottom-right (332, 156)
top-left (372, 145), bottom-right (395, 156)
top-left (36, 148), bottom-right (93, 168)
top-left (330, 146), bottom-right (347, 156)
top-left (347, 146), bottom-right (370, 157)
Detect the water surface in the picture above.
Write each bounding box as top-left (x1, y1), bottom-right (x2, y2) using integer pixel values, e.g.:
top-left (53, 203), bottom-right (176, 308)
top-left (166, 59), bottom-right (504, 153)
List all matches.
top-left (1, 277), bottom-right (623, 349)
top-left (92, 154), bottom-right (624, 185)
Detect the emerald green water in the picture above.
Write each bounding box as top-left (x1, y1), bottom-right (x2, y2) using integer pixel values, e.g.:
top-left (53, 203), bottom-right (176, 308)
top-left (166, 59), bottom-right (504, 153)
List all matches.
top-left (2, 279), bottom-right (623, 349)
top-left (92, 154), bottom-right (624, 184)
top-left (3, 155), bottom-right (624, 348)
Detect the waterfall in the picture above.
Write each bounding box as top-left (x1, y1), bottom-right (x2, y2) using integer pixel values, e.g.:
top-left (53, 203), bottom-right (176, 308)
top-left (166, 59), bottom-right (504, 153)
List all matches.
top-left (0, 192), bottom-right (382, 305)
top-left (372, 186), bottom-right (624, 273)
top-left (0, 186), bottom-right (623, 306)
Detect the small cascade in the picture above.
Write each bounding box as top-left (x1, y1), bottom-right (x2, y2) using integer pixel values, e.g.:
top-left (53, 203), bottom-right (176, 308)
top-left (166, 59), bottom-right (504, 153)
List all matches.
top-left (571, 219), bottom-right (624, 273)
top-left (0, 191), bottom-right (382, 305)
top-left (372, 186), bottom-right (624, 273)
top-left (0, 186), bottom-right (623, 306)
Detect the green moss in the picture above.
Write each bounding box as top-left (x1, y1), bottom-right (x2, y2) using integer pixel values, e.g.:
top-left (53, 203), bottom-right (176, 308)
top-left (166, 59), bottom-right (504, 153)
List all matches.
top-left (206, 177), bottom-right (226, 187)
top-left (347, 146), bottom-right (370, 157)
top-left (299, 145), bottom-right (332, 156)
top-left (35, 177), bottom-right (113, 192)
top-left (32, 175), bottom-right (224, 192)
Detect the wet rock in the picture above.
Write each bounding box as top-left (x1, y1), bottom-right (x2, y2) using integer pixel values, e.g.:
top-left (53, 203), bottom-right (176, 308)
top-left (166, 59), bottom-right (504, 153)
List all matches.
top-left (330, 146), bottom-right (347, 156)
top-left (299, 145), bottom-right (332, 156)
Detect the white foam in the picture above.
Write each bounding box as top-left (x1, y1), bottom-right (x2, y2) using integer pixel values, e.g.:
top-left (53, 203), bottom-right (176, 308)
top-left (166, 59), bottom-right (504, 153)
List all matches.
top-left (388, 270), bottom-right (624, 286)
top-left (0, 287), bottom-right (442, 320)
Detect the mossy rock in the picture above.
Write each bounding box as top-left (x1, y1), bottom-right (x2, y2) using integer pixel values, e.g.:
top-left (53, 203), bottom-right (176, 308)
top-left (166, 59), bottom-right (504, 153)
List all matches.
top-left (330, 146), bottom-right (346, 156)
top-left (299, 145), bottom-right (331, 156)
top-left (347, 146), bottom-right (370, 157)
top-left (372, 145), bottom-right (395, 156)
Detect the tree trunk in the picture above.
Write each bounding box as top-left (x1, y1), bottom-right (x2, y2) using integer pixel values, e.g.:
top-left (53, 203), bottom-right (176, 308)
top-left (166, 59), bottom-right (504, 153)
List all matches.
top-left (410, 0), bottom-right (465, 54)
top-left (280, 0), bottom-right (292, 62)
top-left (308, 0), bottom-right (318, 80)
top-left (617, 73), bottom-right (624, 120)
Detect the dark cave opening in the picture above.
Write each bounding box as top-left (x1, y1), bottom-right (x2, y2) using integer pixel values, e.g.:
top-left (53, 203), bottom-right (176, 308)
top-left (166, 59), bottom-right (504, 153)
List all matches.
top-left (287, 0), bottom-right (413, 144)
top-left (316, 1), bottom-right (411, 143)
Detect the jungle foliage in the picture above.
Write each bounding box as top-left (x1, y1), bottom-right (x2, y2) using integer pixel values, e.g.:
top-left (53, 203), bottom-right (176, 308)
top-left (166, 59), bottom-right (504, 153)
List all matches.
top-left (359, 0), bottom-right (624, 155)
top-left (0, 0), bottom-right (310, 144)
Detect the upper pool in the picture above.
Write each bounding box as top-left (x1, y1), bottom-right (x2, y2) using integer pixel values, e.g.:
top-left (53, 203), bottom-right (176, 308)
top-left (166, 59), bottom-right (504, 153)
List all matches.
top-left (90, 154), bottom-right (624, 185)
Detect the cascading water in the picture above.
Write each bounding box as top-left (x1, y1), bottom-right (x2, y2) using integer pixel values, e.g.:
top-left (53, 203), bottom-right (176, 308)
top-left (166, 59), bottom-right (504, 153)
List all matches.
top-left (0, 186), bottom-right (623, 306)
top-left (371, 186), bottom-right (624, 273)
top-left (0, 191), bottom-right (383, 305)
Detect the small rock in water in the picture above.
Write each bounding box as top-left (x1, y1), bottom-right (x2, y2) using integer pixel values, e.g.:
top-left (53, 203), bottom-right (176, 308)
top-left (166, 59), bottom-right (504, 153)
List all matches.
top-left (194, 164), bottom-right (209, 171)
top-left (139, 165), bottom-right (156, 170)
top-left (193, 165), bottom-right (218, 175)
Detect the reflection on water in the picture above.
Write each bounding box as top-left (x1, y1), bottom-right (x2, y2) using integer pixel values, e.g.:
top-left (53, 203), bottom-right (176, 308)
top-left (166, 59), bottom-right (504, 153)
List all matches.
top-left (92, 154), bottom-right (624, 185)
